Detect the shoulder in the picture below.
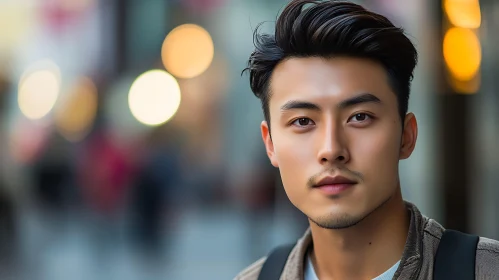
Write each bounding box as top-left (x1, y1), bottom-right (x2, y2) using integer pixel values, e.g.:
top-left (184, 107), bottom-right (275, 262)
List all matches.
top-left (420, 214), bottom-right (499, 276)
top-left (476, 236), bottom-right (499, 277)
top-left (233, 257), bottom-right (266, 280)
top-left (426, 218), bottom-right (499, 277)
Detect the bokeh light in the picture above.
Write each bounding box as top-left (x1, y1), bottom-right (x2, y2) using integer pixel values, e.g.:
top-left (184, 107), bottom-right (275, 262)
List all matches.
top-left (444, 0), bottom-right (481, 29)
top-left (449, 74), bottom-right (481, 94)
top-left (128, 70), bottom-right (181, 126)
top-left (161, 24), bottom-right (214, 79)
top-left (55, 77), bottom-right (98, 141)
top-left (443, 27), bottom-right (481, 81)
top-left (18, 60), bottom-right (61, 120)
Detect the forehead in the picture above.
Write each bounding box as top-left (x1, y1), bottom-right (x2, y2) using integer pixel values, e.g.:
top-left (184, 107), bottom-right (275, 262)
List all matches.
top-left (269, 56), bottom-right (396, 109)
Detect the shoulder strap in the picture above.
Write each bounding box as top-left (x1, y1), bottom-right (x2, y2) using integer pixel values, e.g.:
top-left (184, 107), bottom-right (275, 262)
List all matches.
top-left (257, 243), bottom-right (295, 280)
top-left (433, 229), bottom-right (479, 280)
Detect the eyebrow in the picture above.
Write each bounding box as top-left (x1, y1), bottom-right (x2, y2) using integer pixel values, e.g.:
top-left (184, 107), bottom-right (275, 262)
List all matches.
top-left (280, 93), bottom-right (382, 112)
top-left (338, 93), bottom-right (381, 109)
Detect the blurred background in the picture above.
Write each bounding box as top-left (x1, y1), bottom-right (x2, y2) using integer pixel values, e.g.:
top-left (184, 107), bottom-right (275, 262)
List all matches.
top-left (0, 0), bottom-right (497, 279)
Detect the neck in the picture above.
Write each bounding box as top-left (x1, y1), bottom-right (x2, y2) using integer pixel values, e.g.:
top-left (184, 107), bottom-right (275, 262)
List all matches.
top-left (308, 187), bottom-right (409, 280)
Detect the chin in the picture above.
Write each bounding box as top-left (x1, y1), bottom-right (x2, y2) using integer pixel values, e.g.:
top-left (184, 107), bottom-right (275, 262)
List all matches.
top-left (309, 210), bottom-right (367, 230)
top-left (305, 198), bottom-right (374, 229)
top-left (310, 195), bottom-right (394, 230)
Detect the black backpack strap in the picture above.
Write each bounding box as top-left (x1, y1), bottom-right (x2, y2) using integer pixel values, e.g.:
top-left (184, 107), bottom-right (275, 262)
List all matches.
top-left (257, 243), bottom-right (295, 280)
top-left (433, 229), bottom-right (479, 280)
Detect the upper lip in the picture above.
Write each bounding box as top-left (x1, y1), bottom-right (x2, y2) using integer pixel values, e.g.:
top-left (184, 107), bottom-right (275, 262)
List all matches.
top-left (315, 176), bottom-right (357, 187)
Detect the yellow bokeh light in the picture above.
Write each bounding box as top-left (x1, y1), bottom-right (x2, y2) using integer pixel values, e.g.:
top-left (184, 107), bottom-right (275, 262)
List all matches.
top-left (161, 24), bottom-right (214, 79)
top-left (444, 0), bottom-right (481, 29)
top-left (443, 27), bottom-right (481, 81)
top-left (55, 77), bottom-right (98, 141)
top-left (18, 61), bottom-right (61, 120)
top-left (449, 74), bottom-right (480, 94)
top-left (128, 70), bottom-right (181, 126)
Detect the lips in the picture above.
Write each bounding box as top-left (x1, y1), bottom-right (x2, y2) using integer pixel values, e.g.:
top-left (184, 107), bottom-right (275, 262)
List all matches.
top-left (313, 176), bottom-right (357, 196)
top-left (315, 176), bottom-right (357, 186)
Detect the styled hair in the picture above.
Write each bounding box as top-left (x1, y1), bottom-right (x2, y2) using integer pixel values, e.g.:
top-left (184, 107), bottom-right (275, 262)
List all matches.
top-left (243, 0), bottom-right (418, 127)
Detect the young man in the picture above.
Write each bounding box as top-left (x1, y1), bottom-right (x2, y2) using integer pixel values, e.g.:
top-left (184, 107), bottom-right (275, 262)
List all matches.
top-left (235, 0), bottom-right (499, 279)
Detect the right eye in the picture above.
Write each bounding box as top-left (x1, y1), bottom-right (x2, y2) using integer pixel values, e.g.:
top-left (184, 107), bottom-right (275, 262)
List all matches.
top-left (291, 118), bottom-right (315, 127)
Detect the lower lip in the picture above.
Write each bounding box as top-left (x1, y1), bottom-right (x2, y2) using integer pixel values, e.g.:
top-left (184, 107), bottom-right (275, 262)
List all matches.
top-left (315, 184), bottom-right (355, 195)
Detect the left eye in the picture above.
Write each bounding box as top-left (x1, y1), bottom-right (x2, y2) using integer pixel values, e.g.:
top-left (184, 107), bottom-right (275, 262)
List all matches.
top-left (349, 113), bottom-right (371, 122)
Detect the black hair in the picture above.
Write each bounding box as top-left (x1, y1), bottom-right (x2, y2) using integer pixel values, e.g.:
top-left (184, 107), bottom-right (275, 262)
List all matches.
top-left (243, 0), bottom-right (418, 128)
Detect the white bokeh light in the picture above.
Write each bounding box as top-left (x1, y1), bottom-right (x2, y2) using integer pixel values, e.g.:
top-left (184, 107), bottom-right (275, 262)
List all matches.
top-left (18, 61), bottom-right (61, 120)
top-left (128, 70), bottom-right (181, 126)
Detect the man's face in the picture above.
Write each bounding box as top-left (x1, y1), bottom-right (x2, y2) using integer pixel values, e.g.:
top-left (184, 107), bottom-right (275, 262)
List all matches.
top-left (261, 57), bottom-right (417, 229)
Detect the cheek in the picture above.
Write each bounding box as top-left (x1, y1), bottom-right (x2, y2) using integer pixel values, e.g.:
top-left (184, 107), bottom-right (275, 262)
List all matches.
top-left (274, 130), bottom-right (313, 163)
top-left (273, 133), bottom-right (314, 193)
top-left (350, 125), bottom-right (401, 178)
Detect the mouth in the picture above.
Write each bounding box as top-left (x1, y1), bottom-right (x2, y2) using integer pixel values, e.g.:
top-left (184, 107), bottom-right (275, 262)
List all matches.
top-left (312, 176), bottom-right (357, 196)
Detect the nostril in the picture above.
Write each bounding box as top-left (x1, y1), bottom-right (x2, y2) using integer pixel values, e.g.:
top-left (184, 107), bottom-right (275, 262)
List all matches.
top-left (337, 156), bottom-right (345, 161)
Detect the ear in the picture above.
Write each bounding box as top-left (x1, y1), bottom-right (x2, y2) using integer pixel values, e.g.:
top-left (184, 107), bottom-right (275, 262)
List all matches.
top-left (400, 113), bottom-right (418, 160)
top-left (261, 121), bottom-right (279, 167)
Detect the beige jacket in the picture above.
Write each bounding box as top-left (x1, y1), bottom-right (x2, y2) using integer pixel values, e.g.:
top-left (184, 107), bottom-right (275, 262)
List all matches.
top-left (234, 202), bottom-right (499, 280)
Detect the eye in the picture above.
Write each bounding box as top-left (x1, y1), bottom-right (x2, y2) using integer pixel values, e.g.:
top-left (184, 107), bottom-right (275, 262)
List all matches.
top-left (348, 113), bottom-right (372, 122)
top-left (292, 117), bottom-right (315, 127)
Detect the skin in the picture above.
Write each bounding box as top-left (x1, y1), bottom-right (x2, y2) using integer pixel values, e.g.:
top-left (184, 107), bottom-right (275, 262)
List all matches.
top-left (261, 56), bottom-right (418, 279)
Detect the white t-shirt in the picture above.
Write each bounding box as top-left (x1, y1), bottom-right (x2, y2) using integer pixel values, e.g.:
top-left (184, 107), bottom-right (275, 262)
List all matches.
top-left (304, 252), bottom-right (401, 280)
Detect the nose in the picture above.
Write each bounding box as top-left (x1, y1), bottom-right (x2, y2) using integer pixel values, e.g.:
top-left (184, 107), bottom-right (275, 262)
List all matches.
top-left (317, 123), bottom-right (350, 165)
